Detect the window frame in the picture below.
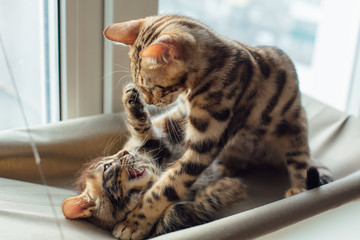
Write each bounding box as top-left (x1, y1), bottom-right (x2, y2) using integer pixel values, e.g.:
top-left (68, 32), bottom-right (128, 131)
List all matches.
top-left (41, 0), bottom-right (60, 123)
top-left (59, 0), bottom-right (104, 120)
top-left (59, 0), bottom-right (158, 120)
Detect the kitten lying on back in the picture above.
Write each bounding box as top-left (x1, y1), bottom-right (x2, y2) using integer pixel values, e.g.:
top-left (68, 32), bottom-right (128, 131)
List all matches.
top-left (62, 84), bottom-right (246, 237)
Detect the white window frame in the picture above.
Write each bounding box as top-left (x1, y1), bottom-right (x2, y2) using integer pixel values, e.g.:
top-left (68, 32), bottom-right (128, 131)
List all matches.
top-left (40, 0), bottom-right (60, 124)
top-left (59, 0), bottom-right (157, 120)
top-left (59, 0), bottom-right (104, 120)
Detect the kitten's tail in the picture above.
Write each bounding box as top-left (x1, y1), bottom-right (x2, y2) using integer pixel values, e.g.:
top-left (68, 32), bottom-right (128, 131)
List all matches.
top-left (306, 166), bottom-right (333, 190)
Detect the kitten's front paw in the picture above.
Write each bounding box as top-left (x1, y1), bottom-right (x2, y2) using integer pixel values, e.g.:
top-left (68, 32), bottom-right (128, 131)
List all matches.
top-left (285, 187), bottom-right (306, 198)
top-left (113, 217), bottom-right (150, 240)
top-left (122, 84), bottom-right (141, 106)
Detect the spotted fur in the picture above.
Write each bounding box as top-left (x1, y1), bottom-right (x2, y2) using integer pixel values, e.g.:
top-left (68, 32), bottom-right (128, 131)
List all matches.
top-left (62, 85), bottom-right (245, 238)
top-left (103, 15), bottom-right (332, 239)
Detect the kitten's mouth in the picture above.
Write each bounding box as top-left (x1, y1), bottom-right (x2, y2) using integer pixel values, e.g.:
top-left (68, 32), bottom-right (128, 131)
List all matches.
top-left (128, 168), bottom-right (145, 180)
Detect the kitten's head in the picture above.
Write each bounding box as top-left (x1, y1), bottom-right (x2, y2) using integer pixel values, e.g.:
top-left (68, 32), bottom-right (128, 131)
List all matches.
top-left (62, 150), bottom-right (160, 229)
top-left (104, 15), bottom-right (198, 108)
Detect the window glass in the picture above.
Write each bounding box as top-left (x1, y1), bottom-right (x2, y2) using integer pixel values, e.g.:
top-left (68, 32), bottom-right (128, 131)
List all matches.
top-left (0, 0), bottom-right (59, 130)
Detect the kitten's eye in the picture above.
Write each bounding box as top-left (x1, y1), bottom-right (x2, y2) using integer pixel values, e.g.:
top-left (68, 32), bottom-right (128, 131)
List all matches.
top-left (104, 163), bottom-right (112, 172)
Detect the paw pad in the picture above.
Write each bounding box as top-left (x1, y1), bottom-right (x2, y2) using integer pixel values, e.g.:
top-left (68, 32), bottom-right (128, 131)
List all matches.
top-left (123, 84), bottom-right (141, 105)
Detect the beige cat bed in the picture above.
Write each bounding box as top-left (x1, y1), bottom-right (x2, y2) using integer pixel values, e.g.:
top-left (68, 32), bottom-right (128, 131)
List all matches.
top-left (1, 95), bottom-right (360, 239)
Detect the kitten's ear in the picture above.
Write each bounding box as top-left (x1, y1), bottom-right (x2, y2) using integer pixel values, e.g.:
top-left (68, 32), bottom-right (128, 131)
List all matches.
top-left (62, 195), bottom-right (96, 219)
top-left (104, 19), bottom-right (144, 45)
top-left (140, 35), bottom-right (177, 65)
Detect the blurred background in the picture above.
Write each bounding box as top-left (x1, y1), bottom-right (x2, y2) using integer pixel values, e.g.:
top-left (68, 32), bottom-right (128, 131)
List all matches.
top-left (1, 0), bottom-right (360, 130)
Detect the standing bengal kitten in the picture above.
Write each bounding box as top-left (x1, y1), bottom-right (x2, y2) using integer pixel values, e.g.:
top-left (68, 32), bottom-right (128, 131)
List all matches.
top-left (62, 85), bottom-right (245, 237)
top-left (104, 15), bottom-right (328, 239)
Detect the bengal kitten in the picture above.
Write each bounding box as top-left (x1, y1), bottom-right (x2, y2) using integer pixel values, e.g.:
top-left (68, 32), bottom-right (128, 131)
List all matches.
top-left (62, 85), bottom-right (245, 237)
top-left (103, 15), bottom-right (330, 239)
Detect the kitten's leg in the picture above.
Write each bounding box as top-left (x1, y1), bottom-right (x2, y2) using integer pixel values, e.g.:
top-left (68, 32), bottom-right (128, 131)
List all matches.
top-left (151, 177), bottom-right (245, 237)
top-left (192, 177), bottom-right (245, 222)
top-left (122, 84), bottom-right (153, 142)
top-left (150, 202), bottom-right (196, 237)
top-left (122, 84), bottom-right (171, 165)
top-left (281, 108), bottom-right (312, 197)
top-left (113, 109), bottom-right (232, 240)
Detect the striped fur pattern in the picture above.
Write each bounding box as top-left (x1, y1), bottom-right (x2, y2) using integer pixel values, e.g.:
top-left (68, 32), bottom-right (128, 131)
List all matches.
top-left (62, 85), bottom-right (245, 238)
top-left (103, 15), bottom-right (328, 239)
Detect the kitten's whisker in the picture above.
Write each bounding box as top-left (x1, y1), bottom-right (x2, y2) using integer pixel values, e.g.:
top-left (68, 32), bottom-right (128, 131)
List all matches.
top-left (110, 69), bottom-right (131, 74)
top-left (113, 63), bottom-right (130, 71)
top-left (116, 74), bottom-right (133, 87)
top-left (101, 70), bottom-right (131, 82)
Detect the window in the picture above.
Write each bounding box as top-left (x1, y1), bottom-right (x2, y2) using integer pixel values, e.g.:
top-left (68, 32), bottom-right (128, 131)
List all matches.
top-left (0, 0), bottom-right (159, 130)
top-left (159, 0), bottom-right (360, 117)
top-left (0, 0), bottom-right (59, 130)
